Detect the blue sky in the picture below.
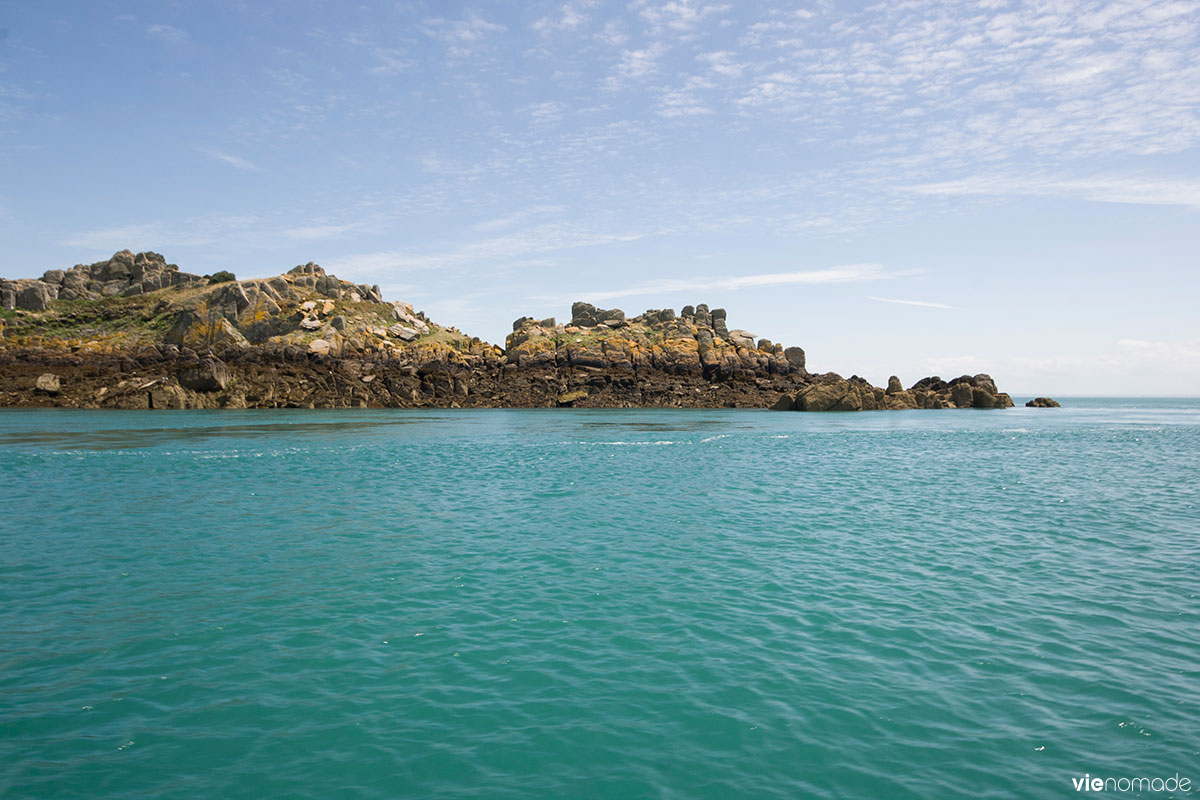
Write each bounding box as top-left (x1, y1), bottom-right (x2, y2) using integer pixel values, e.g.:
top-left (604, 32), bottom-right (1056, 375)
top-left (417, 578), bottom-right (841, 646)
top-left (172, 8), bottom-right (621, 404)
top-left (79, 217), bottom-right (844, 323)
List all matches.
top-left (2, 0), bottom-right (1198, 394)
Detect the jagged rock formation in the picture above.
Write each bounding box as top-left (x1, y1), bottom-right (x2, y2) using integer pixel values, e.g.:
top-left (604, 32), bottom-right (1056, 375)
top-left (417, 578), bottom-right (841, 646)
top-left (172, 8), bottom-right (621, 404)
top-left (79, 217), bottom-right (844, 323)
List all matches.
top-left (164, 261), bottom-right (392, 351)
top-left (0, 251), bottom-right (1021, 410)
top-left (506, 301), bottom-right (803, 382)
top-left (1, 250), bottom-right (207, 311)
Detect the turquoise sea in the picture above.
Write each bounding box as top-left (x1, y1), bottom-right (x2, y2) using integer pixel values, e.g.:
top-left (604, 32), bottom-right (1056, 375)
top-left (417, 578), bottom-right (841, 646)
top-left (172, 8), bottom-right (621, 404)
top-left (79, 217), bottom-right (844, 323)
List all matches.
top-left (1, 399), bottom-right (1197, 799)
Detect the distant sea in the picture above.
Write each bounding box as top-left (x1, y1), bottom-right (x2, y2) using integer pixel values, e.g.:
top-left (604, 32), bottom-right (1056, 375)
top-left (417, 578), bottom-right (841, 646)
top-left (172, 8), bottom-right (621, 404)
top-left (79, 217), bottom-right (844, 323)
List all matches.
top-left (2, 399), bottom-right (1197, 799)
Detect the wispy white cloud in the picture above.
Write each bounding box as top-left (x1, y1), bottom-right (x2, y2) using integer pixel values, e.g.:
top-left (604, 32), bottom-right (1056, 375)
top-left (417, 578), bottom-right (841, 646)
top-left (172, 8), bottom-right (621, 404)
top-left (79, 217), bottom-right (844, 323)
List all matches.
top-left (59, 215), bottom-right (262, 253)
top-left (197, 148), bottom-right (263, 172)
top-left (636, 1), bottom-right (732, 33)
top-left (697, 50), bottom-right (745, 78)
top-left (606, 42), bottom-right (669, 88)
top-left (146, 24), bottom-right (187, 45)
top-left (421, 13), bottom-right (505, 57)
top-left (908, 175), bottom-right (1200, 209)
top-left (596, 18), bottom-right (630, 47)
top-left (574, 264), bottom-right (892, 302)
top-left (60, 224), bottom-right (162, 251)
top-left (523, 101), bottom-right (566, 125)
top-left (1114, 338), bottom-right (1200, 369)
top-left (367, 48), bottom-right (414, 76)
top-left (326, 224), bottom-right (649, 279)
top-left (534, 1), bottom-right (599, 34)
top-left (282, 223), bottom-right (360, 241)
top-left (471, 205), bottom-right (563, 233)
top-left (869, 296), bottom-right (954, 309)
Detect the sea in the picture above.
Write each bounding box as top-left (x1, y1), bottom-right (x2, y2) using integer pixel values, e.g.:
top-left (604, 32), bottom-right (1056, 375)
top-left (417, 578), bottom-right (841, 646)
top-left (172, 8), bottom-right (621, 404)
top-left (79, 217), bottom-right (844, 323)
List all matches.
top-left (1, 399), bottom-right (1197, 799)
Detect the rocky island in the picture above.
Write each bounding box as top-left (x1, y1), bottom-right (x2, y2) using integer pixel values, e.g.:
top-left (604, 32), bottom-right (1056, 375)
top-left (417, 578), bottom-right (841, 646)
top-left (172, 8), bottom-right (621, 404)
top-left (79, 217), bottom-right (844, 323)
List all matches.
top-left (1, 250), bottom-right (1015, 411)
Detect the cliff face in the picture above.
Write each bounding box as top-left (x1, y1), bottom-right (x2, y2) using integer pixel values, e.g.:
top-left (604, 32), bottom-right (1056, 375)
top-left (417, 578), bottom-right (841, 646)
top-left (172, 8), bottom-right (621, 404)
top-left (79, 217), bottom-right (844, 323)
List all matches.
top-left (0, 251), bottom-right (1013, 410)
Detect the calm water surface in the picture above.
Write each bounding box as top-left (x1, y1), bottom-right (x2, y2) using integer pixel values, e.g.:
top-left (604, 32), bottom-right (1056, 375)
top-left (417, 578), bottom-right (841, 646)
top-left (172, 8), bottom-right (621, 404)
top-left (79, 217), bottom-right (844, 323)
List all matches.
top-left (1, 399), bottom-right (1198, 798)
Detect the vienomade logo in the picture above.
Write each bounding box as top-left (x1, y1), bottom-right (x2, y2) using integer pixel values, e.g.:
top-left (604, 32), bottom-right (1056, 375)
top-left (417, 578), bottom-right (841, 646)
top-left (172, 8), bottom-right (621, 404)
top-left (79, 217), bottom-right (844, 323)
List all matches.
top-left (1071, 773), bottom-right (1191, 793)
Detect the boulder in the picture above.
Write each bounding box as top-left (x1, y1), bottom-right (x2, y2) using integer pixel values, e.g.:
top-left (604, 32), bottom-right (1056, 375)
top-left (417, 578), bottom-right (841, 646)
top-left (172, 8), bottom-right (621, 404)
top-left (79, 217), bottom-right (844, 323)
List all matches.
top-left (769, 393), bottom-right (796, 411)
top-left (950, 382), bottom-right (974, 408)
top-left (910, 376), bottom-right (946, 392)
top-left (971, 387), bottom-right (999, 409)
top-left (971, 373), bottom-right (999, 395)
top-left (784, 347), bottom-right (806, 370)
top-left (176, 359), bottom-right (230, 392)
top-left (35, 373), bottom-right (61, 394)
top-left (17, 281), bottom-right (56, 311)
top-left (570, 301), bottom-right (624, 327)
top-left (207, 281), bottom-right (250, 318)
top-left (289, 262), bottom-right (326, 277)
top-left (388, 324), bottom-right (420, 341)
top-left (570, 301), bottom-right (598, 326)
top-left (728, 329), bottom-right (757, 348)
top-left (167, 311), bottom-right (250, 349)
top-left (109, 250), bottom-right (135, 272)
top-left (557, 389), bottom-right (589, 406)
top-left (886, 375), bottom-right (903, 394)
top-left (148, 383), bottom-right (189, 410)
top-left (795, 382), bottom-right (855, 411)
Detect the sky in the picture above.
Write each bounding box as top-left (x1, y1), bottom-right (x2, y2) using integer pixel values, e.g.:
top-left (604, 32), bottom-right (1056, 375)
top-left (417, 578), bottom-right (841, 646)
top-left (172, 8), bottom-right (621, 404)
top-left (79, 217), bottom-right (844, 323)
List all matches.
top-left (1, 0), bottom-right (1198, 395)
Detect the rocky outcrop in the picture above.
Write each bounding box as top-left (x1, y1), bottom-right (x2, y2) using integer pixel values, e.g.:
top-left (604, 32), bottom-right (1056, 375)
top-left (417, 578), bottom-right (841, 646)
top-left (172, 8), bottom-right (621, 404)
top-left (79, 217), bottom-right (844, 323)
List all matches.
top-left (570, 302), bottom-right (625, 328)
top-left (0, 253), bottom-right (1025, 410)
top-left (1, 250), bottom-right (207, 311)
top-left (770, 373), bottom-right (1013, 412)
top-left (1026, 397), bottom-right (1061, 407)
top-left (507, 301), bottom-right (802, 385)
top-left (163, 262), bottom-right (391, 352)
